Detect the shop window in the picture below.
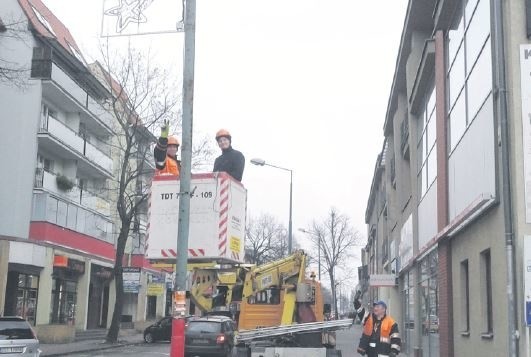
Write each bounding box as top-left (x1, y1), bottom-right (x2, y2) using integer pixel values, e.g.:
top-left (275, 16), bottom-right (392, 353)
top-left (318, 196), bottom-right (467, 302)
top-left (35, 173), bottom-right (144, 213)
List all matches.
top-left (4, 272), bottom-right (39, 326)
top-left (419, 250), bottom-right (439, 357)
top-left (50, 277), bottom-right (77, 325)
top-left (402, 270), bottom-right (416, 356)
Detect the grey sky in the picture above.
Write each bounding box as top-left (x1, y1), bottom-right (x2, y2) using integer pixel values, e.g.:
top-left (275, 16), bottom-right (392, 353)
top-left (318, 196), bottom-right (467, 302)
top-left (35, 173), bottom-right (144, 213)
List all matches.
top-left (43, 0), bottom-right (408, 279)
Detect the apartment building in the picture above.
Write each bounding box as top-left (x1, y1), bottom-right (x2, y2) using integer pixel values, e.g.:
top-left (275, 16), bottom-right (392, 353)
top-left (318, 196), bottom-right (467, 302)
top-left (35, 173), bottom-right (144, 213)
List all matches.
top-left (363, 0), bottom-right (531, 356)
top-left (0, 0), bottom-right (167, 341)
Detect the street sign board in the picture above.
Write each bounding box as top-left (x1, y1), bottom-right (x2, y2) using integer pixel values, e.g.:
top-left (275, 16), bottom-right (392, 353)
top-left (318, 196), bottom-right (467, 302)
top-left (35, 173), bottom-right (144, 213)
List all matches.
top-left (369, 274), bottom-right (397, 287)
top-left (123, 267), bottom-right (141, 293)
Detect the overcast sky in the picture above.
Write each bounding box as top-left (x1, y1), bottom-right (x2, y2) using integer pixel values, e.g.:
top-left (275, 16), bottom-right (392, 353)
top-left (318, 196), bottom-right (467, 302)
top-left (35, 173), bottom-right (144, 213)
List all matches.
top-left (43, 0), bottom-right (409, 282)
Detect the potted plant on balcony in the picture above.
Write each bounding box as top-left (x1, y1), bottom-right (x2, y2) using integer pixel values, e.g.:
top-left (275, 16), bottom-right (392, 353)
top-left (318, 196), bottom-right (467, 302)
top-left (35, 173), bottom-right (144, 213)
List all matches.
top-left (56, 174), bottom-right (75, 191)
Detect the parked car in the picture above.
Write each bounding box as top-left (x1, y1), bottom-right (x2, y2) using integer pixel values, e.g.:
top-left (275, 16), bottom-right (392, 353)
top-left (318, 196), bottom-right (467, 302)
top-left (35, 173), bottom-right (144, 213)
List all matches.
top-left (144, 316), bottom-right (196, 343)
top-left (144, 316), bottom-right (174, 343)
top-left (0, 316), bottom-right (41, 356)
top-left (185, 316), bottom-right (235, 357)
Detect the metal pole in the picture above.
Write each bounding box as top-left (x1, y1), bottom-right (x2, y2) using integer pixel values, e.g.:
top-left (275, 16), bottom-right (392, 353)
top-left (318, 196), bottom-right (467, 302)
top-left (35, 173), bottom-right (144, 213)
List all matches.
top-left (492, 0), bottom-right (518, 355)
top-left (171, 0), bottom-right (196, 356)
top-left (288, 170), bottom-right (293, 254)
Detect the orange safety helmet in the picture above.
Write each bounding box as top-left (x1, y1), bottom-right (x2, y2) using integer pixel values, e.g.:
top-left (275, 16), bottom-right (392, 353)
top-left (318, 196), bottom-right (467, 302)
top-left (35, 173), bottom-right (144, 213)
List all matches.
top-left (215, 129), bottom-right (231, 141)
top-left (168, 136), bottom-right (180, 146)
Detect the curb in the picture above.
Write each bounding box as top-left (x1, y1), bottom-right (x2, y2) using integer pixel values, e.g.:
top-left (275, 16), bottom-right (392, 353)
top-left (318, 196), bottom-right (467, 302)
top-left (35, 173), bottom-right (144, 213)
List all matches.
top-left (41, 340), bottom-right (145, 356)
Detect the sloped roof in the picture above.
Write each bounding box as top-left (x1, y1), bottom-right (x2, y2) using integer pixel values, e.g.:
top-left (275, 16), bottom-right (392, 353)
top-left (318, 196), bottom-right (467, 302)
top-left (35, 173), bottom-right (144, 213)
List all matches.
top-left (18, 0), bottom-right (86, 65)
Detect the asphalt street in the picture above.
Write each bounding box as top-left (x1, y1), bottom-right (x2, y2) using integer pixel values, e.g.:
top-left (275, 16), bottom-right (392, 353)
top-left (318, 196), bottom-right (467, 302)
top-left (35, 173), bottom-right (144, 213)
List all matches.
top-left (66, 325), bottom-right (364, 357)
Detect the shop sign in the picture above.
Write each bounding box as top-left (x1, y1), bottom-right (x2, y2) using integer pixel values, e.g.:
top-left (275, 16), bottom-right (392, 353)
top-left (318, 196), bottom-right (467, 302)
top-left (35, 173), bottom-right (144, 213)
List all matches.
top-left (53, 255), bottom-right (85, 274)
top-left (123, 267), bottom-right (141, 293)
top-left (165, 273), bottom-right (174, 290)
top-left (369, 274), bottom-right (397, 287)
top-left (147, 283), bottom-right (165, 296)
top-left (92, 265), bottom-right (113, 280)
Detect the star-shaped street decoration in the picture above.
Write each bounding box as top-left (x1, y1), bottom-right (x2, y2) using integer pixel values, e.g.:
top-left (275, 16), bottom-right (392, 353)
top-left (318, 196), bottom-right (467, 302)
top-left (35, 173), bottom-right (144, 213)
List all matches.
top-left (104, 0), bottom-right (154, 33)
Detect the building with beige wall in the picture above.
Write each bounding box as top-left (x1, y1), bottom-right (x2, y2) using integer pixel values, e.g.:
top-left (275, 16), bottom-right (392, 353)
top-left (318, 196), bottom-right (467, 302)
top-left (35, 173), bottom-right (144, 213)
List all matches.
top-left (363, 0), bottom-right (531, 356)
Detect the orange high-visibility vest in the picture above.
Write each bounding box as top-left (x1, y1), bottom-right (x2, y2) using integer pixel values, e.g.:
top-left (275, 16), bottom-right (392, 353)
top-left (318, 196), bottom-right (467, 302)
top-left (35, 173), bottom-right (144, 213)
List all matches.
top-left (156, 156), bottom-right (180, 176)
top-left (362, 315), bottom-right (396, 345)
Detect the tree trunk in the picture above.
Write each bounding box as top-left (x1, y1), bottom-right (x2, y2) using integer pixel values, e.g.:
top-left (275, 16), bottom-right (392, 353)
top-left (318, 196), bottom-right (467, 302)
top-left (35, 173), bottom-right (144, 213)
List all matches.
top-left (330, 272), bottom-right (338, 320)
top-left (106, 228), bottom-right (129, 343)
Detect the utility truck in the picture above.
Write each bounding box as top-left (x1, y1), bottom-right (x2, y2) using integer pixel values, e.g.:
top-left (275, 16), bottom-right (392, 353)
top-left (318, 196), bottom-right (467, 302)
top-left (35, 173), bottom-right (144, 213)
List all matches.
top-left (147, 174), bottom-right (351, 357)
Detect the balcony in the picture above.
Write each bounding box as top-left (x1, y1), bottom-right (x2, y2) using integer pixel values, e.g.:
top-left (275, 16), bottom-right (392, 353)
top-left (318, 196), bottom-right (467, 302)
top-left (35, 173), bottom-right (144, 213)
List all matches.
top-left (38, 115), bottom-right (113, 177)
top-left (31, 191), bottom-right (114, 244)
top-left (34, 168), bottom-right (111, 216)
top-left (31, 54), bottom-right (113, 136)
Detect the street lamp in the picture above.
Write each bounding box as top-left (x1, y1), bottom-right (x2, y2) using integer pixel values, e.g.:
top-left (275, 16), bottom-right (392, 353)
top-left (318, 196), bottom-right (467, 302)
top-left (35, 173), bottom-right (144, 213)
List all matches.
top-left (250, 158), bottom-right (293, 254)
top-left (298, 228), bottom-right (321, 280)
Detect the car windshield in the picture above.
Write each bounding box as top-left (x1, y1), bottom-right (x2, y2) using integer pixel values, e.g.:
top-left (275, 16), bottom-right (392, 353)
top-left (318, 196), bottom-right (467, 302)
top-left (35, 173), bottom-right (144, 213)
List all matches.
top-left (187, 321), bottom-right (221, 333)
top-left (0, 320), bottom-right (35, 340)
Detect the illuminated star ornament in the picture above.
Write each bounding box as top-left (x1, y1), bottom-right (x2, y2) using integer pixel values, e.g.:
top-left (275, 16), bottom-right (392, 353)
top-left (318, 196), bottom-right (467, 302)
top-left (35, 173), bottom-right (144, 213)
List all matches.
top-left (104, 0), bottom-right (154, 33)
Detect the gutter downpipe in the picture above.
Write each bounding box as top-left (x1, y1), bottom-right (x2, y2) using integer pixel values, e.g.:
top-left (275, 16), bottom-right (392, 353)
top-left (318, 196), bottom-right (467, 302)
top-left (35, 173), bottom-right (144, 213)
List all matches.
top-left (492, 0), bottom-right (519, 355)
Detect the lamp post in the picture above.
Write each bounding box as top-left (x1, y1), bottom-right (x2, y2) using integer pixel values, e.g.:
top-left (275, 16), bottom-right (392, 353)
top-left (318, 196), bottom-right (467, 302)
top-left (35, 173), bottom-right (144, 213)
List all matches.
top-left (250, 158), bottom-right (293, 254)
top-left (298, 228), bottom-right (321, 280)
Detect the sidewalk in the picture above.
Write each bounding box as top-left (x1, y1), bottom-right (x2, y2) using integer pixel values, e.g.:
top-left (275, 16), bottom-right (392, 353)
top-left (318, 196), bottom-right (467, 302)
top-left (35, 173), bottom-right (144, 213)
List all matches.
top-left (40, 332), bottom-right (145, 356)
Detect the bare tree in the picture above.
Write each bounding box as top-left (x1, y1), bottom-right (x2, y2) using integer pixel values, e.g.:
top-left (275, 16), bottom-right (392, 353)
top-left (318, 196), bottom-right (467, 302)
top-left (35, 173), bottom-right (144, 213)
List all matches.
top-left (0, 16), bottom-right (32, 88)
top-left (306, 208), bottom-right (361, 319)
top-left (245, 213), bottom-right (289, 265)
top-left (91, 45), bottom-right (213, 343)
top-left (91, 47), bottom-right (178, 343)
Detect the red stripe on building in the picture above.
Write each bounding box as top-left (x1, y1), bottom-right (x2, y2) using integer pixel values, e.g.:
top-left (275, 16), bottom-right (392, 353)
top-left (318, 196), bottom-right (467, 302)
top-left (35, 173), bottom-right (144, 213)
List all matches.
top-left (29, 222), bottom-right (115, 261)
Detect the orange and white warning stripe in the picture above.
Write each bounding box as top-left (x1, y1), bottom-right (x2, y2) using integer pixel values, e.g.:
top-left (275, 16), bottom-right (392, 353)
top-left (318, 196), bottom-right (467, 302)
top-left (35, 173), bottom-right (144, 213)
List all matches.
top-left (218, 176), bottom-right (230, 256)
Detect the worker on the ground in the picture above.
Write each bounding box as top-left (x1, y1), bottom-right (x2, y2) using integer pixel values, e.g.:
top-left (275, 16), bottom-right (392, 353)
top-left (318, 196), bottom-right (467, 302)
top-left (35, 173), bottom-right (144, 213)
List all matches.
top-left (354, 298), bottom-right (401, 357)
top-left (154, 120), bottom-right (181, 176)
top-left (213, 129), bottom-right (245, 182)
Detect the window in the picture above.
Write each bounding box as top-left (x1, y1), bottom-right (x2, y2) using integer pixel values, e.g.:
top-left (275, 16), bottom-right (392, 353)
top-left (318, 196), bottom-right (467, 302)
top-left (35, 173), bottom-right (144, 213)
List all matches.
top-left (419, 250), bottom-right (439, 357)
top-left (481, 249), bottom-right (493, 336)
top-left (187, 321), bottom-right (221, 333)
top-left (417, 84), bottom-right (437, 198)
top-left (247, 288), bottom-right (280, 305)
top-left (30, 5), bottom-right (56, 37)
top-left (66, 42), bottom-right (86, 65)
top-left (4, 272), bottom-right (39, 326)
top-left (402, 269), bottom-right (416, 356)
top-left (460, 260), bottom-right (470, 334)
top-left (447, 0), bottom-right (492, 151)
top-left (147, 296), bottom-right (157, 319)
top-left (37, 154), bottom-right (55, 173)
top-left (50, 278), bottom-right (77, 324)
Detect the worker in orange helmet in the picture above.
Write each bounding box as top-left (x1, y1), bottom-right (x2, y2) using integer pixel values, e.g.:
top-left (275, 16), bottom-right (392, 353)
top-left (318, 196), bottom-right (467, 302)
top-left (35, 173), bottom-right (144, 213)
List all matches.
top-left (213, 129), bottom-right (245, 181)
top-left (154, 120), bottom-right (181, 176)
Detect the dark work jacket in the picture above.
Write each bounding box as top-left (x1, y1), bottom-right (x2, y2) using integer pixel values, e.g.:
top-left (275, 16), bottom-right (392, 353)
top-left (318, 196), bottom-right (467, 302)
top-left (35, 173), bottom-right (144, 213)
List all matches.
top-left (356, 308), bottom-right (401, 356)
top-left (213, 146), bottom-right (245, 182)
top-left (154, 136), bottom-right (181, 175)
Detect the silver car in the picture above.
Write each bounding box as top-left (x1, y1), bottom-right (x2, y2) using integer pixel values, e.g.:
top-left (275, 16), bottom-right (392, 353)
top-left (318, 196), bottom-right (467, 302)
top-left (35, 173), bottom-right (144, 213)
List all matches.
top-left (0, 317), bottom-right (40, 356)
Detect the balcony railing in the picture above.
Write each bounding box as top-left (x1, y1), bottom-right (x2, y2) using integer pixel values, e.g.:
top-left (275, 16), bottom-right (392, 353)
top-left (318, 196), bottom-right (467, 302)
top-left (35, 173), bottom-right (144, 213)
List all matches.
top-left (32, 191), bottom-right (114, 244)
top-left (39, 115), bottom-right (113, 175)
top-left (34, 168), bottom-right (111, 216)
